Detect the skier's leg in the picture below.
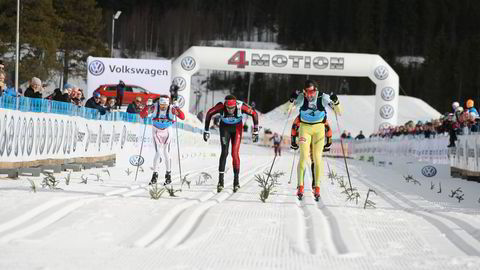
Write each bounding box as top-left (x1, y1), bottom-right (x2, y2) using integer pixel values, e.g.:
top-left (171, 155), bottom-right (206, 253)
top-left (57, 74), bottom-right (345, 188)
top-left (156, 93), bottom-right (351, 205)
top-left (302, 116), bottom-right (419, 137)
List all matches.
top-left (297, 124), bottom-right (312, 189)
top-left (219, 124), bottom-right (231, 173)
top-left (231, 123), bottom-right (243, 190)
top-left (162, 128), bottom-right (172, 184)
top-left (150, 127), bottom-right (162, 184)
top-left (311, 123), bottom-right (325, 196)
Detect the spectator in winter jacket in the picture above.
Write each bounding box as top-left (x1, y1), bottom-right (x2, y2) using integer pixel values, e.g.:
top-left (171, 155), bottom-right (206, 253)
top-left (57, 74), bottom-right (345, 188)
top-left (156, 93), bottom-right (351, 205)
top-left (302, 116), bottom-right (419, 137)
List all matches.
top-left (0, 71), bottom-right (16, 97)
top-left (126, 97), bottom-right (144, 114)
top-left (24, 77), bottom-right (43, 99)
top-left (85, 92), bottom-right (106, 115)
top-left (355, 130), bottom-right (365, 140)
top-left (116, 80), bottom-right (125, 107)
top-left (465, 99), bottom-right (479, 118)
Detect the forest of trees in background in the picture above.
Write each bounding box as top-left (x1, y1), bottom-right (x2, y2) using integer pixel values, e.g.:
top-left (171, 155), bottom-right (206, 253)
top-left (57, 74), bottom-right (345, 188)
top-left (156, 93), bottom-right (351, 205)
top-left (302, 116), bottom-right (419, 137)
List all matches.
top-left (96, 0), bottom-right (480, 114)
top-left (1, 0), bottom-right (480, 114)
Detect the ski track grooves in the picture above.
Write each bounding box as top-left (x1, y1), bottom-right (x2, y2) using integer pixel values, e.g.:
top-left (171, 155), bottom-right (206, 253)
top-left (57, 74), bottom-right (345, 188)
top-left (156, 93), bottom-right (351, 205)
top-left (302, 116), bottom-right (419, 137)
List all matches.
top-left (296, 198), bottom-right (318, 255)
top-left (0, 196), bottom-right (98, 243)
top-left (0, 164), bottom-right (218, 243)
top-left (341, 162), bottom-right (480, 256)
top-left (316, 199), bottom-right (349, 255)
top-left (133, 160), bottom-right (271, 248)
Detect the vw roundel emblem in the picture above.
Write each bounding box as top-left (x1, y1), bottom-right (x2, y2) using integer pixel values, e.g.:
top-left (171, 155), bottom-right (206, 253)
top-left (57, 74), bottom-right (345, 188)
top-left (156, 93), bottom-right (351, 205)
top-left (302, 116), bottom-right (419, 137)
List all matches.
top-left (176, 95), bottom-right (186, 108)
top-left (381, 87), bottom-right (395, 101)
top-left (379, 122), bottom-right (392, 130)
top-left (181, 56), bottom-right (196, 71)
top-left (421, 165), bottom-right (437, 177)
top-left (88, 60), bottom-right (105, 76)
top-left (379, 104), bottom-right (394, 119)
top-left (374, 65), bottom-right (389, 80)
top-left (172, 77), bottom-right (187, 91)
top-left (129, 155), bottom-right (144, 166)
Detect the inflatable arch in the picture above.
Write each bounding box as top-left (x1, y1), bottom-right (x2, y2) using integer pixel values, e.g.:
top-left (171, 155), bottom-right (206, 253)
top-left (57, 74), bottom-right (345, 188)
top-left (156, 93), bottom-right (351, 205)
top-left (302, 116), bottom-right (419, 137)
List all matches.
top-left (172, 46), bottom-right (399, 131)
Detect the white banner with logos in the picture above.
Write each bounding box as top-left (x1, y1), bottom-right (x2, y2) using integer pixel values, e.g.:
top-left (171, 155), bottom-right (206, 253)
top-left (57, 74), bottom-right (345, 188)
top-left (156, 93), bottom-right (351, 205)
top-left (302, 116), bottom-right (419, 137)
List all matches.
top-left (449, 134), bottom-right (480, 174)
top-left (0, 108), bottom-right (217, 170)
top-left (87, 56), bottom-right (171, 98)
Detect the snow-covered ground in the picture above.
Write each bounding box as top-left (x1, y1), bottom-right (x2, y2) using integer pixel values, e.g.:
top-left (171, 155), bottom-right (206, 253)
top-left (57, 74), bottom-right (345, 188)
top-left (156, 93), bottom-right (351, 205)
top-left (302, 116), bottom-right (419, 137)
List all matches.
top-left (0, 96), bottom-right (479, 269)
top-left (1, 140), bottom-right (480, 269)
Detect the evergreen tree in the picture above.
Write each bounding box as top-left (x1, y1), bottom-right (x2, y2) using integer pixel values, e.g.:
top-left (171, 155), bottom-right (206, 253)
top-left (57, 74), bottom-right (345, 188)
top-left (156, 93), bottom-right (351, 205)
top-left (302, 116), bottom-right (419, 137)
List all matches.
top-left (53, 0), bottom-right (108, 84)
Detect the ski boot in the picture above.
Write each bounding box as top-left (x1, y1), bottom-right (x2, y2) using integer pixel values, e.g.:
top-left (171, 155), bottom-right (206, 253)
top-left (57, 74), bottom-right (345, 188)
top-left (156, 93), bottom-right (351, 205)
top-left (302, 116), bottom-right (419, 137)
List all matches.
top-left (217, 172), bottom-right (224, 193)
top-left (297, 185), bottom-right (304, 200)
top-left (323, 147), bottom-right (330, 152)
top-left (233, 170), bottom-right (240, 193)
top-left (313, 186), bottom-right (320, 201)
top-left (163, 171), bottom-right (171, 185)
top-left (149, 172), bottom-right (158, 185)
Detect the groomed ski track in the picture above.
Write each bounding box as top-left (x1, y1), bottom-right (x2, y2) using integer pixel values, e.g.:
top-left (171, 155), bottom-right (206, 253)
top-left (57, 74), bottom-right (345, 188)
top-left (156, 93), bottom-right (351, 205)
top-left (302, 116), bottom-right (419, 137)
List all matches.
top-left (0, 143), bottom-right (479, 270)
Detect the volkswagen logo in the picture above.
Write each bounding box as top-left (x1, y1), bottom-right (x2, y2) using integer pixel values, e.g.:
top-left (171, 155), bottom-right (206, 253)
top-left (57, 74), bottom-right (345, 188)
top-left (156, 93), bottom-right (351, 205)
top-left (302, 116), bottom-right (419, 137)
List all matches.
top-left (172, 77), bottom-right (187, 91)
top-left (181, 56), bottom-right (196, 71)
top-left (52, 120), bottom-right (58, 154)
top-left (88, 60), bottom-right (105, 76)
top-left (47, 119), bottom-right (52, 154)
top-left (110, 125), bottom-right (115, 150)
top-left (35, 118), bottom-right (40, 155)
top-left (26, 118), bottom-right (34, 156)
top-left (374, 65), bottom-right (389, 80)
top-left (129, 155), bottom-right (145, 166)
top-left (121, 125), bottom-right (127, 149)
top-left (378, 122), bottom-right (392, 130)
top-left (381, 87), bottom-right (395, 101)
top-left (0, 115), bottom-right (6, 156)
top-left (73, 121), bottom-right (77, 152)
top-left (98, 124), bottom-right (102, 151)
top-left (57, 120), bottom-right (64, 154)
top-left (421, 165), bottom-right (437, 177)
top-left (14, 116), bottom-right (21, 156)
top-left (176, 95), bottom-right (186, 108)
top-left (85, 124), bottom-right (90, 152)
top-left (63, 121), bottom-right (69, 154)
top-left (20, 118), bottom-right (26, 155)
top-left (6, 116), bottom-right (14, 156)
top-left (38, 118), bottom-right (46, 155)
top-left (379, 105), bottom-right (394, 119)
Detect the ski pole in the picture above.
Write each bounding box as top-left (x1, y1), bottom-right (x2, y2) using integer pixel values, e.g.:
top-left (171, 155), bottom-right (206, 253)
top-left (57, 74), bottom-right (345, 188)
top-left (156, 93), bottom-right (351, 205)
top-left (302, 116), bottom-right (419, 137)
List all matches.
top-left (174, 115), bottom-right (183, 188)
top-left (288, 150), bottom-right (297, 184)
top-left (333, 109), bottom-right (352, 190)
top-left (266, 108), bottom-right (293, 183)
top-left (134, 118), bottom-right (148, 182)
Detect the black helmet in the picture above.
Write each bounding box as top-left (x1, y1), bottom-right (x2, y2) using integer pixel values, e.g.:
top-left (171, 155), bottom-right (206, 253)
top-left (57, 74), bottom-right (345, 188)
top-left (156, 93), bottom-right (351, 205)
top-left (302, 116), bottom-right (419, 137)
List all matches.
top-left (304, 80), bottom-right (317, 89)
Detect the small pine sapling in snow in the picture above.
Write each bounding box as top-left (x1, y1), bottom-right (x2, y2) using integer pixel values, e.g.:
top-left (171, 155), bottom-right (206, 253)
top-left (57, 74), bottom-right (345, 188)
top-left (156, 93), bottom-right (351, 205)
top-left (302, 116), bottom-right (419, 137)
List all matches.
top-left (64, 171), bottom-right (72, 185)
top-left (165, 185), bottom-right (181, 197)
top-left (430, 181), bottom-right (435, 190)
top-left (196, 172), bottom-right (212, 186)
top-left (102, 169), bottom-right (111, 180)
top-left (27, 178), bottom-right (37, 193)
top-left (125, 168), bottom-right (132, 176)
top-left (455, 193), bottom-right (465, 203)
top-left (449, 187), bottom-right (462, 198)
top-left (437, 182), bottom-right (442, 194)
top-left (149, 184), bottom-right (166, 200)
top-left (403, 175), bottom-right (414, 183)
top-left (363, 189), bottom-right (377, 209)
top-left (255, 170), bottom-right (284, 203)
top-left (80, 175), bottom-right (88, 184)
top-left (180, 173), bottom-right (191, 190)
top-left (41, 172), bottom-right (61, 190)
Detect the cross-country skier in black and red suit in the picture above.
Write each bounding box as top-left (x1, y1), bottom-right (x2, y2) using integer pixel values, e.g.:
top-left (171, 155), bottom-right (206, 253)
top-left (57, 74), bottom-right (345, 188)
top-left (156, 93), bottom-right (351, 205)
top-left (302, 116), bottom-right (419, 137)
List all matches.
top-left (203, 95), bottom-right (259, 193)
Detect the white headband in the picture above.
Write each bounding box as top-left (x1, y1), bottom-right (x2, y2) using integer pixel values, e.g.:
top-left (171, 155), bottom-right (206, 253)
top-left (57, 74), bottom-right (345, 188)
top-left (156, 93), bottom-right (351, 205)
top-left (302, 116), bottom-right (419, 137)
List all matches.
top-left (159, 97), bottom-right (169, 105)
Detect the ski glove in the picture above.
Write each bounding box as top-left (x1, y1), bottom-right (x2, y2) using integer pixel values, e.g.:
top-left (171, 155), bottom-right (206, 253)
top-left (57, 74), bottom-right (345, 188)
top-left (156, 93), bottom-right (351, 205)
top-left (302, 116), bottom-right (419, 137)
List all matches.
top-left (289, 90), bottom-right (299, 103)
top-left (203, 131), bottom-right (210, 142)
top-left (330, 94), bottom-right (339, 105)
top-left (291, 136), bottom-right (299, 150)
top-left (252, 127), bottom-right (259, 143)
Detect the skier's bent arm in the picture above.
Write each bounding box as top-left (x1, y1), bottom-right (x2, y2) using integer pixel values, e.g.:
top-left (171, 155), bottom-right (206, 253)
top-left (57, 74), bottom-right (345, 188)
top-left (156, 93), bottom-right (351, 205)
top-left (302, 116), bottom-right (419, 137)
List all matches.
top-left (172, 107), bottom-right (185, 120)
top-left (204, 102), bottom-right (223, 132)
top-left (241, 103), bottom-right (259, 128)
